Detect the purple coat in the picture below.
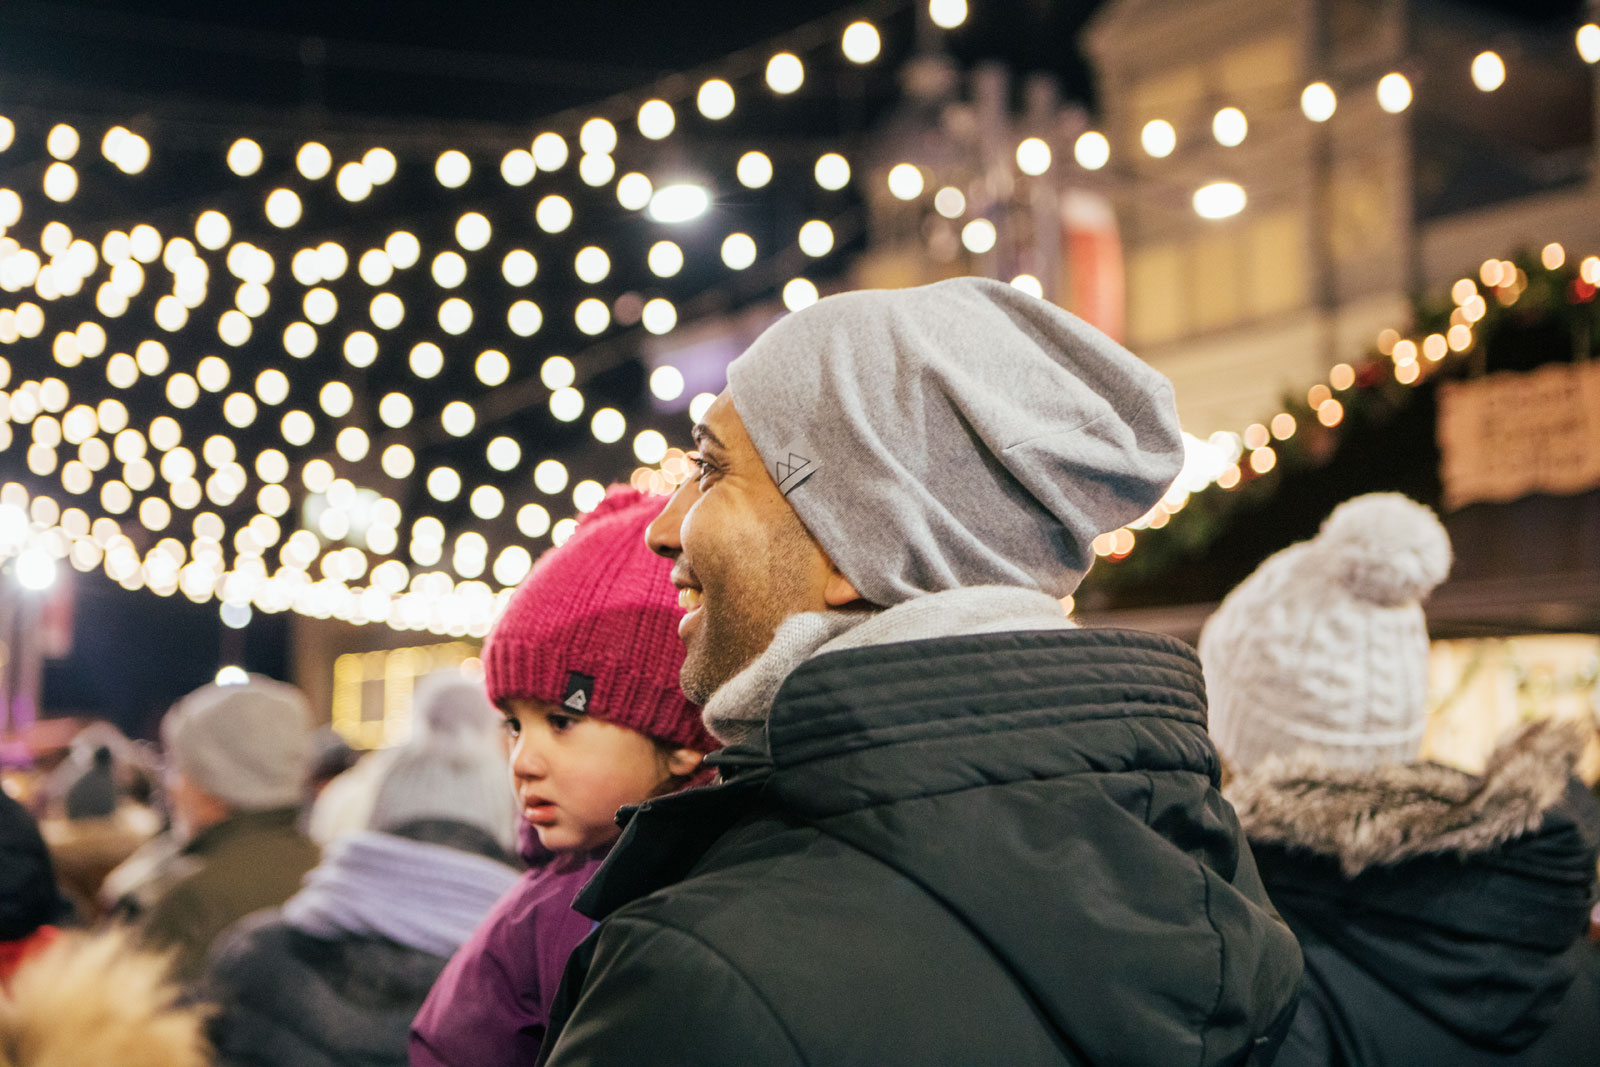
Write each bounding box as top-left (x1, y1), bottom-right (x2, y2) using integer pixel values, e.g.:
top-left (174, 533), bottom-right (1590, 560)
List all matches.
top-left (409, 838), bottom-right (606, 1067)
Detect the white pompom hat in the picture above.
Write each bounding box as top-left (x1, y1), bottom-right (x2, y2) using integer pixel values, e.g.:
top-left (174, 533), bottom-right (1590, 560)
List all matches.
top-left (1199, 493), bottom-right (1453, 774)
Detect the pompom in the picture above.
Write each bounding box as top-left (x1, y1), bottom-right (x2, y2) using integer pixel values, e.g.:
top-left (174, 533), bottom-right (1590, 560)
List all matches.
top-left (411, 670), bottom-right (497, 742)
top-left (1316, 493), bottom-right (1452, 607)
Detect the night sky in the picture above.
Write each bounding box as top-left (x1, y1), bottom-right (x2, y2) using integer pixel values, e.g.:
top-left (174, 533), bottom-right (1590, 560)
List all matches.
top-left (1, 0), bottom-right (1584, 735)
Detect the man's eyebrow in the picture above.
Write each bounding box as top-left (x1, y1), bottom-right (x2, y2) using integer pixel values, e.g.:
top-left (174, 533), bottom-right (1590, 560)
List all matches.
top-left (690, 423), bottom-right (726, 452)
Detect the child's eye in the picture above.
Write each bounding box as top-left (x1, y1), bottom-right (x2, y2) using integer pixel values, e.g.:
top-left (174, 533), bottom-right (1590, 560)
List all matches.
top-left (547, 712), bottom-right (579, 733)
top-left (500, 716), bottom-right (521, 738)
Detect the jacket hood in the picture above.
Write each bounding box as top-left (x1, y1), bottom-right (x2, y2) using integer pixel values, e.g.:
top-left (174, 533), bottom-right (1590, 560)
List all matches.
top-left (1230, 719), bottom-right (1600, 1050)
top-left (761, 626), bottom-right (1301, 1066)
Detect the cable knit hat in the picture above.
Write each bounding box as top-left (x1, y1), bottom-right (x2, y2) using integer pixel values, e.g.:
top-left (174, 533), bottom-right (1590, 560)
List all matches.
top-left (724, 277), bottom-right (1185, 604)
top-left (1199, 493), bottom-right (1453, 774)
top-left (484, 486), bottom-right (715, 753)
top-left (161, 675), bottom-right (312, 810)
top-left (369, 671), bottom-right (518, 850)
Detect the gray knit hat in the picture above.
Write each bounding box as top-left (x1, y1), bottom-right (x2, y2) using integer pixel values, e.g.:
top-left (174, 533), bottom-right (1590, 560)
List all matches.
top-left (1199, 493), bottom-right (1453, 774)
top-left (368, 672), bottom-right (517, 850)
top-left (725, 277), bottom-right (1184, 604)
top-left (162, 676), bottom-right (312, 811)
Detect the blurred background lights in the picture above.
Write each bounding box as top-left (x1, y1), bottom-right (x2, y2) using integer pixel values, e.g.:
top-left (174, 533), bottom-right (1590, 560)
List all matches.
top-left (578, 153), bottom-right (615, 187)
top-left (227, 138), bottom-right (263, 176)
top-left (783, 277), bottom-right (819, 311)
top-left (427, 467), bottom-right (462, 501)
top-left (1015, 138), bottom-right (1051, 175)
top-left (961, 218), bottom-right (997, 253)
top-left (536, 195), bottom-right (573, 233)
top-left (43, 162), bottom-right (77, 202)
top-left (1010, 274), bottom-right (1044, 298)
top-left (579, 118), bottom-right (617, 154)
top-left (649, 365), bottom-right (685, 400)
top-left (47, 124), bottom-right (79, 160)
top-left (296, 142), bottom-right (332, 180)
top-left (766, 52), bottom-right (804, 94)
top-left (363, 147), bottom-right (397, 183)
top-left (648, 184), bottom-right (709, 223)
top-left (532, 132), bottom-right (568, 170)
top-left (798, 220), bottom-right (834, 257)
top-left (815, 153), bottom-right (850, 190)
top-left (633, 430), bottom-right (668, 464)
top-left (540, 355), bottom-right (575, 389)
top-left (319, 381), bottom-right (353, 417)
top-left (1377, 72), bottom-right (1412, 113)
top-left (344, 330), bottom-right (379, 366)
top-left (16, 547), bottom-right (57, 591)
top-left (1193, 181), bottom-right (1247, 219)
top-left (572, 480), bottom-right (606, 512)
top-left (359, 249), bottom-right (394, 286)
top-left (195, 211), bottom-right (232, 250)
top-left (736, 151), bottom-right (773, 188)
top-left (385, 231), bottom-right (420, 268)
top-left (381, 444), bottom-right (414, 478)
top-left (432, 250), bottom-right (468, 288)
top-left (265, 188), bottom-right (302, 227)
top-left (886, 163), bottom-right (924, 200)
top-left (720, 233), bottom-right (757, 271)
top-left (379, 392), bottom-right (413, 427)
top-left (1471, 51), bottom-right (1505, 92)
top-left (534, 459), bottom-right (569, 493)
top-left (1212, 107), bottom-right (1248, 146)
top-left (316, 241), bottom-right (349, 279)
top-left (501, 149), bottom-right (535, 185)
top-left (929, 0), bottom-right (968, 30)
top-left (648, 240), bottom-right (684, 277)
top-left (508, 300), bottom-right (543, 336)
top-left (410, 341), bottom-right (444, 378)
top-left (517, 504), bottom-right (550, 538)
top-left (841, 21), bottom-right (881, 63)
top-left (284, 321), bottom-right (318, 357)
top-left (638, 99), bottom-right (675, 139)
top-left (255, 369), bottom-right (289, 405)
top-left (1141, 119), bottom-right (1176, 158)
top-left (456, 212), bottom-right (491, 250)
top-left (551, 519), bottom-right (578, 547)
top-left (591, 408), bottom-right (626, 443)
top-left (697, 79), bottom-right (735, 120)
top-left (470, 485), bottom-right (504, 520)
top-left (476, 349), bottom-right (510, 386)
top-left (550, 386), bottom-right (585, 421)
top-left (641, 298), bottom-right (677, 335)
top-left (441, 400), bottom-right (476, 437)
top-left (1580, 23), bottom-right (1600, 63)
top-left (1074, 131), bottom-right (1110, 170)
top-left (336, 162), bottom-right (372, 201)
top-left (616, 172), bottom-right (653, 210)
top-left (371, 293), bottom-right (404, 329)
top-left (438, 297), bottom-right (473, 334)
top-left (486, 436), bottom-right (520, 471)
top-left (503, 249), bottom-right (538, 286)
top-left (435, 150), bottom-right (471, 188)
top-left (1301, 82), bottom-right (1337, 122)
top-left (574, 246), bottom-right (611, 283)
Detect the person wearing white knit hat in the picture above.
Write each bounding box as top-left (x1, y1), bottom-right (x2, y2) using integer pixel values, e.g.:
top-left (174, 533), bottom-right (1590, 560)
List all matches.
top-left (1209, 493), bottom-right (1600, 1065)
top-left (1200, 491), bottom-right (1453, 773)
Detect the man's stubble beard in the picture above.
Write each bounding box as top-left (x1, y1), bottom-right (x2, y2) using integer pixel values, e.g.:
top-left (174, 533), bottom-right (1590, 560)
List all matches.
top-left (678, 512), bottom-right (819, 706)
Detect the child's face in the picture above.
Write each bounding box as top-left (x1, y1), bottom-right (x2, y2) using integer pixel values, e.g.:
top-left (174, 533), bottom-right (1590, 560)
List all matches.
top-left (502, 698), bottom-right (694, 852)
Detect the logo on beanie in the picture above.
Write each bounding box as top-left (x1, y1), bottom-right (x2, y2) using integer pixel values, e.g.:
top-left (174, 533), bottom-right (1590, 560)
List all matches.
top-left (773, 448), bottom-right (817, 495)
top-left (562, 671), bottom-right (594, 713)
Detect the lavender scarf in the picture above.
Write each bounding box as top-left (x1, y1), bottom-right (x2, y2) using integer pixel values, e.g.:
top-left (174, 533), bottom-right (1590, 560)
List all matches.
top-left (282, 830), bottom-right (519, 958)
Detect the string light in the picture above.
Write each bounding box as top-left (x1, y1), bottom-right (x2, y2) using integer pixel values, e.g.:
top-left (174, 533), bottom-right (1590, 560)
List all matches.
top-left (435, 150), bottom-right (471, 188)
top-left (887, 163), bottom-right (924, 200)
top-left (296, 142), bottom-right (332, 180)
top-left (929, 0), bottom-right (967, 30)
top-left (736, 152), bottom-right (773, 189)
top-left (1471, 51), bottom-right (1505, 92)
top-left (766, 53), bottom-right (804, 94)
top-left (841, 21), bottom-right (881, 63)
top-left (1376, 73), bottom-right (1412, 113)
top-left (638, 99), bottom-right (676, 139)
top-left (1213, 107), bottom-right (1248, 147)
top-left (1141, 120), bottom-right (1176, 158)
top-left (1015, 138), bottom-right (1051, 175)
top-left (1074, 132), bottom-right (1110, 170)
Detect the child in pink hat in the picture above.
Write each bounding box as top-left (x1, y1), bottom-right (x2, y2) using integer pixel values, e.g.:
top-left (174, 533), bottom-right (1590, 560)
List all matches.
top-left (410, 486), bottom-right (717, 1066)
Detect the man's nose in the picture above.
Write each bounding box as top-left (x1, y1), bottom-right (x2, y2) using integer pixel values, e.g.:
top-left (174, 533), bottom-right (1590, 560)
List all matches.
top-left (644, 482), bottom-right (691, 558)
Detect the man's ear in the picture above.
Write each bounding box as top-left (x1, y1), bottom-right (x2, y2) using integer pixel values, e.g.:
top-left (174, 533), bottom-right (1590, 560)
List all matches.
top-left (823, 565), bottom-right (866, 608)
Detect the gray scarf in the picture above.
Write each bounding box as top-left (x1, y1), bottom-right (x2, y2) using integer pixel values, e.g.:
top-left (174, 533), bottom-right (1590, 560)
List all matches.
top-left (702, 586), bottom-right (1077, 747)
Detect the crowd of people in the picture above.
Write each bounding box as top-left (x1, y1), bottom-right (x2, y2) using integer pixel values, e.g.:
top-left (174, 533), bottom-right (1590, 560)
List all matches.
top-left (1, 277), bottom-right (1597, 1066)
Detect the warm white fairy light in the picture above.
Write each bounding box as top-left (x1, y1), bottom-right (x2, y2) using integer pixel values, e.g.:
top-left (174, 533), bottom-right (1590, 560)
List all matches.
top-left (536, 195), bottom-right (573, 233)
top-left (1377, 72), bottom-right (1412, 113)
top-left (697, 79), bottom-right (736, 120)
top-left (766, 52), bottom-right (804, 94)
top-left (1213, 107), bottom-right (1248, 147)
top-left (456, 212), bottom-right (491, 251)
top-left (1074, 131), bottom-right (1110, 170)
top-left (501, 149), bottom-right (536, 186)
top-left (336, 162), bottom-right (373, 201)
top-left (549, 386), bottom-right (585, 422)
top-left (638, 99), bottom-right (676, 140)
top-left (737, 151), bottom-right (773, 189)
top-left (410, 341), bottom-right (444, 378)
top-left (297, 142), bottom-right (332, 180)
top-left (508, 300), bottom-right (542, 337)
top-left (929, 0), bottom-right (967, 29)
top-left (574, 298), bottom-right (610, 335)
top-left (370, 293), bottom-right (404, 330)
top-left (814, 153), bottom-right (850, 190)
top-left (798, 220), bottom-right (834, 257)
top-left (432, 251), bottom-right (467, 289)
top-left (284, 321), bottom-right (318, 358)
top-left (616, 172), bottom-right (652, 210)
top-left (578, 153), bottom-right (616, 187)
top-left (438, 298), bottom-right (473, 335)
top-left (783, 277), bottom-right (819, 311)
top-left (441, 400), bottom-right (476, 437)
top-left (344, 330), bottom-right (379, 366)
top-left (475, 349), bottom-right (510, 386)
top-left (841, 21), bottom-right (881, 63)
top-left (436, 150), bottom-right (471, 188)
top-left (540, 356), bottom-right (575, 389)
top-left (385, 231), bottom-right (420, 269)
top-left (648, 240), bottom-right (684, 277)
top-left (886, 163), bottom-right (924, 200)
top-left (227, 139), bottom-right (263, 176)
top-left (574, 246), bottom-right (611, 283)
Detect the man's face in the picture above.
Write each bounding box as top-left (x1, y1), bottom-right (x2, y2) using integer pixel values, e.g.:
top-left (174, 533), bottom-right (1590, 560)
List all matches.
top-left (646, 392), bottom-right (848, 704)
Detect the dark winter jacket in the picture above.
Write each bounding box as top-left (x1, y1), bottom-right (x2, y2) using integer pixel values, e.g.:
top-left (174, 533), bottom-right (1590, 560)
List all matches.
top-left (540, 627), bottom-right (1304, 1067)
top-left (1230, 720), bottom-right (1600, 1066)
top-left (204, 821), bottom-right (517, 1067)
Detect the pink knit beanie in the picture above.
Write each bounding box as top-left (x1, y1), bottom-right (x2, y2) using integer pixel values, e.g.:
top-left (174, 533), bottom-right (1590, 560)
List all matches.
top-left (483, 485), bottom-right (716, 753)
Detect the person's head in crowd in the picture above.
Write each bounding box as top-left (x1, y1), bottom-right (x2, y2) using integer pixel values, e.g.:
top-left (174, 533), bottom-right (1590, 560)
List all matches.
top-left (485, 486), bottom-right (718, 854)
top-left (305, 728), bottom-right (359, 800)
top-left (160, 675), bottom-right (313, 838)
top-left (645, 277), bottom-right (1185, 708)
top-left (0, 791), bottom-right (71, 983)
top-left (1199, 492), bottom-right (1453, 774)
top-left (368, 671), bottom-right (518, 854)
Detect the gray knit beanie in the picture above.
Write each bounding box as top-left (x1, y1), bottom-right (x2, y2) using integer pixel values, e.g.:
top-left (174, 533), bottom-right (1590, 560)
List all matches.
top-left (162, 676), bottom-right (312, 811)
top-left (725, 277), bottom-right (1184, 604)
top-left (1199, 493), bottom-right (1453, 774)
top-left (369, 672), bottom-right (517, 850)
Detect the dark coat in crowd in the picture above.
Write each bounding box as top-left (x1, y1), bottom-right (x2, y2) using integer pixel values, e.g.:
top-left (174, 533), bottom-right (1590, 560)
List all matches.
top-left (540, 629), bottom-right (1304, 1067)
top-left (1230, 720), bottom-right (1600, 1067)
top-left (139, 806), bottom-right (319, 983)
top-left (203, 820), bottom-right (518, 1067)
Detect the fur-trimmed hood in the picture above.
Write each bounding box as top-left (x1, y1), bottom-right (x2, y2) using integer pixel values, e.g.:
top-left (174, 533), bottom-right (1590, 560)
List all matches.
top-left (0, 927), bottom-right (211, 1067)
top-left (1229, 718), bottom-right (1586, 878)
top-left (1231, 719), bottom-right (1600, 1054)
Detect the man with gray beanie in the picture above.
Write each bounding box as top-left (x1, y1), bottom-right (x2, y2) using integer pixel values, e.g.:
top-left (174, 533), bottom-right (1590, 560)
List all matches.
top-left (539, 278), bottom-right (1302, 1067)
top-left (137, 675), bottom-right (319, 983)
